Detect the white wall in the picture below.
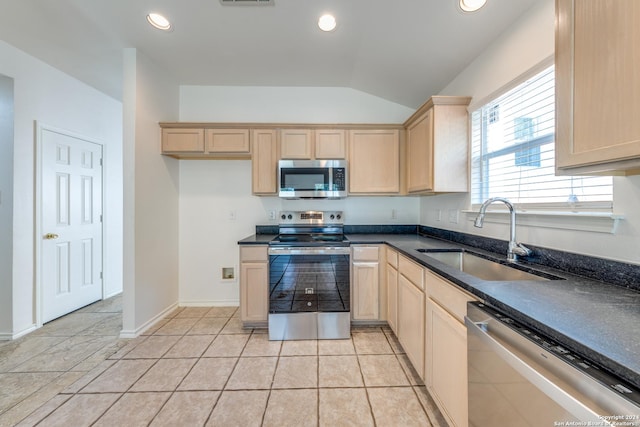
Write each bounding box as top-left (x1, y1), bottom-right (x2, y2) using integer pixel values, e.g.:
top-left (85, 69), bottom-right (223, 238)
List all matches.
top-left (121, 49), bottom-right (180, 335)
top-left (178, 160), bottom-right (419, 305)
top-left (178, 86), bottom-right (418, 305)
top-left (424, 0), bottom-right (640, 265)
top-left (0, 74), bottom-right (14, 337)
top-left (0, 41), bottom-right (123, 338)
top-left (180, 86), bottom-right (414, 124)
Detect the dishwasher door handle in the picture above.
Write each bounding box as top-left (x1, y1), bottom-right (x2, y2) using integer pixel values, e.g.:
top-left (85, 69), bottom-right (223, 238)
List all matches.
top-left (465, 316), bottom-right (617, 422)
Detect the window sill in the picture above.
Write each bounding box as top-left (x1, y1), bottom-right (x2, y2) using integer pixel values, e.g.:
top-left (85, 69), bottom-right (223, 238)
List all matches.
top-left (461, 210), bottom-right (624, 234)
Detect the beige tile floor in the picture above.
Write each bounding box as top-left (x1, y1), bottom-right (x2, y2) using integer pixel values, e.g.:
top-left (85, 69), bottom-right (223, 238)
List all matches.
top-left (0, 296), bottom-right (448, 426)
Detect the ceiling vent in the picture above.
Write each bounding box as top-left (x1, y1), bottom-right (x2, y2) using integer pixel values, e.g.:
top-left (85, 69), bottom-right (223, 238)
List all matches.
top-left (220, 0), bottom-right (274, 5)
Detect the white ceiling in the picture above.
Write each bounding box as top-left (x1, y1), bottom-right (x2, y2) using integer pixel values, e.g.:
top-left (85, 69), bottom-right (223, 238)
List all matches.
top-left (0, 0), bottom-right (538, 108)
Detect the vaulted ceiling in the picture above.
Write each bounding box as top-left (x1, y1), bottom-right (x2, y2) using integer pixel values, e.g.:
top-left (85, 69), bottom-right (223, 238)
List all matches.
top-left (0, 0), bottom-right (538, 107)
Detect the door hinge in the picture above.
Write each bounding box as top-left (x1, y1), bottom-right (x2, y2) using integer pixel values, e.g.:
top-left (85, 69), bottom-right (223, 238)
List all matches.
top-left (99, 158), bottom-right (103, 166)
top-left (100, 272), bottom-right (103, 279)
top-left (100, 214), bottom-right (103, 222)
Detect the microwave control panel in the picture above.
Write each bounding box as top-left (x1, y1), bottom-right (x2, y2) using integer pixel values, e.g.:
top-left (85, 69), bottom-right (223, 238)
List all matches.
top-left (332, 168), bottom-right (346, 190)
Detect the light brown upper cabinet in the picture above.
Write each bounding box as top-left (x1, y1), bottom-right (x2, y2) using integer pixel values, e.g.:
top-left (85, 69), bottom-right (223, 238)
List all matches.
top-left (161, 125), bottom-right (250, 158)
top-left (205, 128), bottom-right (250, 155)
top-left (161, 128), bottom-right (205, 155)
top-left (251, 129), bottom-right (278, 195)
top-left (315, 129), bottom-right (346, 159)
top-left (280, 129), bottom-right (313, 159)
top-left (348, 129), bottom-right (401, 194)
top-left (279, 128), bottom-right (347, 160)
top-left (404, 96), bottom-right (471, 194)
top-left (556, 0), bottom-right (640, 175)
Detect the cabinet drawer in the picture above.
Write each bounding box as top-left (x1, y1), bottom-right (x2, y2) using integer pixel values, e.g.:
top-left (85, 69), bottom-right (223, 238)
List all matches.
top-left (386, 247), bottom-right (398, 268)
top-left (425, 270), bottom-right (477, 323)
top-left (353, 246), bottom-right (379, 262)
top-left (240, 246), bottom-right (268, 262)
top-left (398, 255), bottom-right (424, 290)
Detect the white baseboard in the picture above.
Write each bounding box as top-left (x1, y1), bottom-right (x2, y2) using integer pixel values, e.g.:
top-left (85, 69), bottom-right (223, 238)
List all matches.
top-left (119, 301), bottom-right (179, 339)
top-left (178, 299), bottom-right (239, 307)
top-left (103, 290), bottom-right (123, 299)
top-left (0, 324), bottom-right (38, 340)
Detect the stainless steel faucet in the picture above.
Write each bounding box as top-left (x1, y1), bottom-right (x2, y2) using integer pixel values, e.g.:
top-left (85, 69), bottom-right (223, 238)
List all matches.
top-left (474, 197), bottom-right (532, 262)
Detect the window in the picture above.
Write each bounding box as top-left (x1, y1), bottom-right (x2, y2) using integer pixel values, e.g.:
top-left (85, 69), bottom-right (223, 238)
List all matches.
top-left (471, 65), bottom-right (613, 210)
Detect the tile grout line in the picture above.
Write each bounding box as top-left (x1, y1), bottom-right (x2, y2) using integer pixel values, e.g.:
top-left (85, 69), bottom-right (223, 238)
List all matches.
top-left (202, 320), bottom-right (254, 426)
top-left (382, 328), bottom-right (436, 426)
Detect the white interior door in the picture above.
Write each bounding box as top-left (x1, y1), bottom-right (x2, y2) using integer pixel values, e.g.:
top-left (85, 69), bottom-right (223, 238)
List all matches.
top-left (41, 127), bottom-right (103, 323)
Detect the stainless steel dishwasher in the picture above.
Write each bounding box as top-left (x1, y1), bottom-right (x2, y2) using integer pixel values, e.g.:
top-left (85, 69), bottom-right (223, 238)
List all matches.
top-left (466, 302), bottom-right (640, 426)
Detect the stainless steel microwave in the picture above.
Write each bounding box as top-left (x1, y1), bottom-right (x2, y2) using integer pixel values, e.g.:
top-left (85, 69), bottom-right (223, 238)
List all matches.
top-left (278, 160), bottom-right (347, 199)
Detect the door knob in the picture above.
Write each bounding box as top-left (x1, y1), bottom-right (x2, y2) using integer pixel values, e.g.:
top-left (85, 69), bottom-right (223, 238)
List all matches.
top-left (44, 233), bottom-right (59, 240)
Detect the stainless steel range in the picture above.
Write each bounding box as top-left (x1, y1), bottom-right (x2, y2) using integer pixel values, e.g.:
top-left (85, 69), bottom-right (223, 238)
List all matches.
top-left (268, 211), bottom-right (350, 340)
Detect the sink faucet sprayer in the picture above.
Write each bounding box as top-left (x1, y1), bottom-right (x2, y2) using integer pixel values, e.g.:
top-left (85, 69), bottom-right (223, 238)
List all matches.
top-left (474, 197), bottom-right (532, 262)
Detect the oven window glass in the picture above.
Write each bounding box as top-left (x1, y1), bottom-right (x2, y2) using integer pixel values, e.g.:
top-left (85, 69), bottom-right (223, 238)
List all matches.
top-left (281, 168), bottom-right (329, 191)
top-left (269, 254), bottom-right (350, 313)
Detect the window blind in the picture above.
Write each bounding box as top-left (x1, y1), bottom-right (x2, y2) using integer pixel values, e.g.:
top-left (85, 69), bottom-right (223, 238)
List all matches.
top-left (470, 65), bottom-right (613, 210)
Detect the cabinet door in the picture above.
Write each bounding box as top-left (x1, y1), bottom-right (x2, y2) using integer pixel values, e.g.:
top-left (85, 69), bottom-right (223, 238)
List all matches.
top-left (205, 129), bottom-right (250, 154)
top-left (427, 300), bottom-right (468, 427)
top-left (280, 129), bottom-right (313, 159)
top-left (162, 128), bottom-right (204, 153)
top-left (348, 129), bottom-right (400, 193)
top-left (252, 129), bottom-right (278, 195)
top-left (386, 264), bottom-right (398, 334)
top-left (352, 262), bottom-right (379, 320)
top-left (556, 0), bottom-right (640, 173)
top-left (315, 129), bottom-right (346, 159)
top-left (240, 262), bottom-right (268, 323)
top-left (406, 109), bottom-right (433, 193)
top-left (398, 275), bottom-right (425, 379)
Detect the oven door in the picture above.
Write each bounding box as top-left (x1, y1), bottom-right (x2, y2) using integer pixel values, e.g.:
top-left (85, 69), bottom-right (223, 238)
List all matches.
top-left (268, 246), bottom-right (350, 340)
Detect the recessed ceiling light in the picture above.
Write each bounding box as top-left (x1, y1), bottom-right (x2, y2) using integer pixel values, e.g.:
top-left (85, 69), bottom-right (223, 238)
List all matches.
top-left (318, 14), bottom-right (337, 32)
top-left (147, 13), bottom-right (172, 31)
top-left (459, 0), bottom-right (487, 12)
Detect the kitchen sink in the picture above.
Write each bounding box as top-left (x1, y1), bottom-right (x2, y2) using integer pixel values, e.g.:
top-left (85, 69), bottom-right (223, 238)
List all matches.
top-left (416, 249), bottom-right (562, 282)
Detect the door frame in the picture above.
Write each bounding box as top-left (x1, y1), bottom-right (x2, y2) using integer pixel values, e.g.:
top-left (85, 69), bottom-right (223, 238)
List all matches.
top-left (34, 121), bottom-right (105, 327)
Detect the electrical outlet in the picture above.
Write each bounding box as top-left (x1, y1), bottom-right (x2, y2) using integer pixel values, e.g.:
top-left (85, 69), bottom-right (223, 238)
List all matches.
top-left (228, 210), bottom-right (237, 221)
top-left (435, 209), bottom-right (441, 221)
top-left (269, 210), bottom-right (276, 220)
top-left (391, 209), bottom-right (397, 219)
top-left (448, 209), bottom-right (459, 224)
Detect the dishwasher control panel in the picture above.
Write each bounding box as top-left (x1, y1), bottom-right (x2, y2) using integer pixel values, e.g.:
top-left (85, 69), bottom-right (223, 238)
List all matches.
top-left (471, 302), bottom-right (640, 407)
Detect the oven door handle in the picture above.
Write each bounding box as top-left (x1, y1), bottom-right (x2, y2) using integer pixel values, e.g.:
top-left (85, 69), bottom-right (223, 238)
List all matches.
top-left (465, 316), bottom-right (620, 423)
top-left (268, 246), bottom-right (350, 255)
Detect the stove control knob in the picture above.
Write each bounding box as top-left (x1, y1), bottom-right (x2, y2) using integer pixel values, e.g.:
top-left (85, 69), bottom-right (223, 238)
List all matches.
top-left (287, 214), bottom-right (293, 220)
top-left (336, 214), bottom-right (342, 220)
top-left (307, 302), bottom-right (312, 307)
top-left (281, 214), bottom-right (286, 220)
top-left (330, 214), bottom-right (335, 220)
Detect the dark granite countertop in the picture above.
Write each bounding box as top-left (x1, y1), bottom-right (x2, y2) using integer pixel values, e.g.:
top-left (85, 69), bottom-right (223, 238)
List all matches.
top-left (238, 234), bottom-right (277, 245)
top-left (238, 232), bottom-right (640, 390)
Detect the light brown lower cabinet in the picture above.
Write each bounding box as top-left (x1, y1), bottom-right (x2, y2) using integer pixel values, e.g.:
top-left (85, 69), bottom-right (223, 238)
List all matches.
top-left (397, 255), bottom-right (425, 379)
top-left (239, 246), bottom-right (268, 326)
top-left (426, 300), bottom-right (468, 427)
top-left (351, 245), bottom-right (384, 321)
top-left (425, 270), bottom-right (478, 427)
top-left (386, 258), bottom-right (398, 334)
